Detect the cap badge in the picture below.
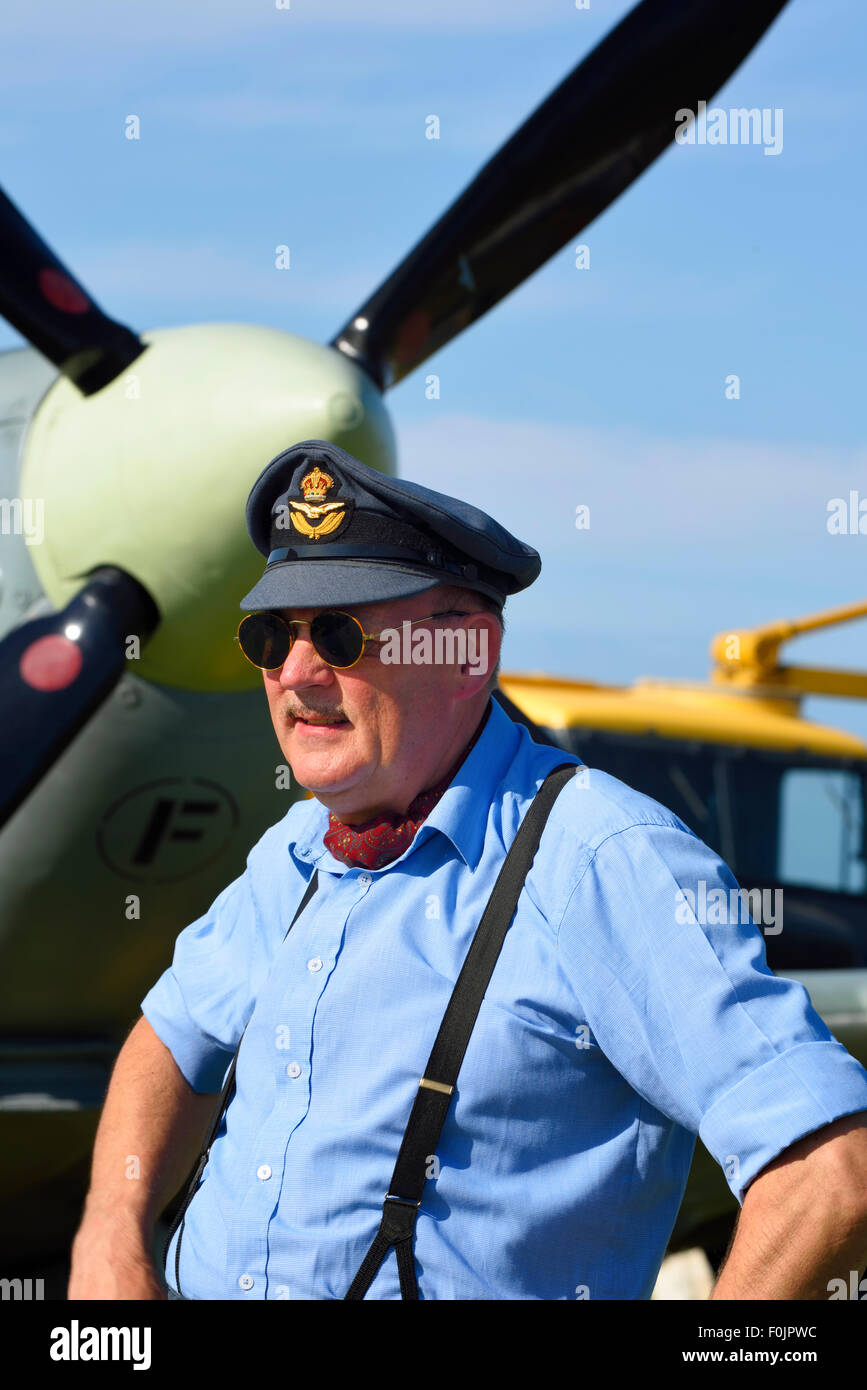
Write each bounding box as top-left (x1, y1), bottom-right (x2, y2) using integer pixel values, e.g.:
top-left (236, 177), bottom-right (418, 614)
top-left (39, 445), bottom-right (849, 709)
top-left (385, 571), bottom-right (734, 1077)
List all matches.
top-left (286, 465), bottom-right (351, 541)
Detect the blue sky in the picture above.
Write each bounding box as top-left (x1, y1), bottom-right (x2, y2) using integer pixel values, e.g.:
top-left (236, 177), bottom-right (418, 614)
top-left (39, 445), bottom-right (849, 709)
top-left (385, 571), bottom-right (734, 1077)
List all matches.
top-left (2, 0), bottom-right (866, 744)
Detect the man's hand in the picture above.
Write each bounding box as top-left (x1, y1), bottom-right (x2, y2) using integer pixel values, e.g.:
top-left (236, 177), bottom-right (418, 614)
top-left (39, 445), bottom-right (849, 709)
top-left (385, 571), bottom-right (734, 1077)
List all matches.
top-left (711, 1110), bottom-right (867, 1299)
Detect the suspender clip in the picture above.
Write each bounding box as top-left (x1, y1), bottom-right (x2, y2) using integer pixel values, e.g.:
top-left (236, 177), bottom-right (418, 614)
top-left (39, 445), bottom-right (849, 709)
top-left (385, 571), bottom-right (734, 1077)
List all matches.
top-left (419, 1076), bottom-right (454, 1095)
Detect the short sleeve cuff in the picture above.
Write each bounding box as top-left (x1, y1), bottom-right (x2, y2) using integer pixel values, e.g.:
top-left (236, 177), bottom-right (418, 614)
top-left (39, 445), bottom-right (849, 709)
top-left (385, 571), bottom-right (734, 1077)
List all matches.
top-left (142, 974), bottom-right (235, 1094)
top-left (699, 1040), bottom-right (867, 1204)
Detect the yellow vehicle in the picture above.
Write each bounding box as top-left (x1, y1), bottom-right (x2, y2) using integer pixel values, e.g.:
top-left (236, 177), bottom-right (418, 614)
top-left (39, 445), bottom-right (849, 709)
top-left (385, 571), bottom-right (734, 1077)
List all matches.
top-left (500, 599), bottom-right (867, 1266)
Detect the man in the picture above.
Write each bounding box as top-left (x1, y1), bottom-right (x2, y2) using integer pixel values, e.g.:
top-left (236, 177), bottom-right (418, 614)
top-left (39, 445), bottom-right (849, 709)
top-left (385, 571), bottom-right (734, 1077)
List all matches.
top-left (69, 440), bottom-right (867, 1301)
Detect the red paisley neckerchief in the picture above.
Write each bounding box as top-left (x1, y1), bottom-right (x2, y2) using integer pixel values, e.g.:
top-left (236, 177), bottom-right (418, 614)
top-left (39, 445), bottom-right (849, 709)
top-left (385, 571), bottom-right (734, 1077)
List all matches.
top-left (323, 708), bottom-right (489, 870)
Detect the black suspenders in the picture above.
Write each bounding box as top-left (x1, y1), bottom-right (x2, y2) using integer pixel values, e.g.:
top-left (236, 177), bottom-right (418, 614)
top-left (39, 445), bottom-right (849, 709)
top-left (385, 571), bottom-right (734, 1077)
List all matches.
top-left (345, 760), bottom-right (578, 1300)
top-left (163, 759), bottom-right (578, 1300)
top-left (163, 867), bottom-right (321, 1296)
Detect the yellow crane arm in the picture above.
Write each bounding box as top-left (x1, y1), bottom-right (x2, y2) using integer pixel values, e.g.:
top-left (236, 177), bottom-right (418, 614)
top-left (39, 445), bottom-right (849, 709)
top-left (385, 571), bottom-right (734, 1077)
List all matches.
top-left (711, 599), bottom-right (867, 697)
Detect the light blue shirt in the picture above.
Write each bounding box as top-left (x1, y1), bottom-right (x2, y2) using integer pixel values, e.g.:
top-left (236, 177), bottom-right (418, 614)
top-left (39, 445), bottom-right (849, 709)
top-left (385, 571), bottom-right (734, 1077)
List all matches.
top-left (143, 697), bottom-right (867, 1300)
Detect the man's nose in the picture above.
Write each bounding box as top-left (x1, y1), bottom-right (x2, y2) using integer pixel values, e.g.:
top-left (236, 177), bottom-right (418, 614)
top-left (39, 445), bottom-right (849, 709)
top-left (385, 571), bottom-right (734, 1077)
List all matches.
top-left (276, 628), bottom-right (334, 687)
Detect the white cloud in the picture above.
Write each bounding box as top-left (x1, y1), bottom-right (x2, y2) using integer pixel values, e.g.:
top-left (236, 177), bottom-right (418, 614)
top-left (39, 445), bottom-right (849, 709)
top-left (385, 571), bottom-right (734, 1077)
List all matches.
top-left (397, 412), bottom-right (866, 541)
top-left (1, 0), bottom-right (621, 47)
top-left (491, 256), bottom-right (771, 320)
top-left (35, 238), bottom-right (382, 317)
top-left (150, 90), bottom-right (515, 155)
top-left (393, 412), bottom-right (867, 681)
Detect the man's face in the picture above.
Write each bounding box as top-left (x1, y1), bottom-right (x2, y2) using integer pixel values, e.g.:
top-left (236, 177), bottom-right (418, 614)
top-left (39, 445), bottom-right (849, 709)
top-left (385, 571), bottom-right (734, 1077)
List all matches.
top-left (260, 589), bottom-right (500, 822)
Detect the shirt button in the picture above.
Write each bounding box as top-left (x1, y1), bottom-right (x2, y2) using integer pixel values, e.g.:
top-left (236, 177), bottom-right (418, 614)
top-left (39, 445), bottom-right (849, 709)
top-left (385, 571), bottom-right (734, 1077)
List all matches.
top-left (358, 873), bottom-right (371, 886)
top-left (238, 1273), bottom-right (254, 1290)
top-left (286, 1061), bottom-right (302, 1078)
top-left (256, 1164), bottom-right (272, 1181)
top-left (307, 956), bottom-right (323, 972)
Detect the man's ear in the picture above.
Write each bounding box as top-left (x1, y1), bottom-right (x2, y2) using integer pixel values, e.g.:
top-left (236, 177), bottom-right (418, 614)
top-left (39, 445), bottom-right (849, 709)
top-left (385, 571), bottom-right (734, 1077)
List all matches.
top-left (454, 612), bottom-right (501, 698)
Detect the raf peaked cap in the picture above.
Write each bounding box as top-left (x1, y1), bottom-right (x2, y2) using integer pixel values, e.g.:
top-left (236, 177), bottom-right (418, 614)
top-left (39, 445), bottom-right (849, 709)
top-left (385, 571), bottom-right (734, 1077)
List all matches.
top-left (240, 440), bottom-right (541, 611)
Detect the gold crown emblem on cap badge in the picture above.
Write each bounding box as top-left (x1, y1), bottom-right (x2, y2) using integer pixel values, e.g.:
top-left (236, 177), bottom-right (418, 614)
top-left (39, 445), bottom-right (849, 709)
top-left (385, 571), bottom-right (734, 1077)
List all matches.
top-left (288, 466), bottom-right (348, 540)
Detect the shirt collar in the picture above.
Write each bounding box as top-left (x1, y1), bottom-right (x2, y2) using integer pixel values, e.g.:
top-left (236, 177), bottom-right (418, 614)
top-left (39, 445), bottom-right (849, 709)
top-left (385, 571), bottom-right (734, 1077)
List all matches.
top-left (286, 697), bottom-right (521, 874)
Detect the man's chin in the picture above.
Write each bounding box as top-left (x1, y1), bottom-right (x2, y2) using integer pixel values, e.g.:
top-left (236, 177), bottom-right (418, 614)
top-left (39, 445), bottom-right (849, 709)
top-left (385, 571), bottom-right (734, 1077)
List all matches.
top-left (285, 748), bottom-right (374, 802)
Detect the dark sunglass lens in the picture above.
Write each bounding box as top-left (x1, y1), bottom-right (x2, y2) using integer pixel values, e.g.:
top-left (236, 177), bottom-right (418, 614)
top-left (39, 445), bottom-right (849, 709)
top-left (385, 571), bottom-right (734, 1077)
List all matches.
top-left (239, 613), bottom-right (292, 668)
top-left (311, 612), bottom-right (363, 667)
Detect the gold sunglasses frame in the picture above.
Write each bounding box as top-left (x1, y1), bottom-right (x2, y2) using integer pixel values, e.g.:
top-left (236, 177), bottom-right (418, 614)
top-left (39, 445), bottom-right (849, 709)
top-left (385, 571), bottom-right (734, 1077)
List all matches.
top-left (235, 609), bottom-right (475, 671)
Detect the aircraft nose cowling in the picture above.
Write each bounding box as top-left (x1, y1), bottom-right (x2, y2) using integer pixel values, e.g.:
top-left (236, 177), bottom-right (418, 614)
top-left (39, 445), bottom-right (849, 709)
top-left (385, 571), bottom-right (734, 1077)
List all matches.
top-left (20, 323), bottom-right (396, 692)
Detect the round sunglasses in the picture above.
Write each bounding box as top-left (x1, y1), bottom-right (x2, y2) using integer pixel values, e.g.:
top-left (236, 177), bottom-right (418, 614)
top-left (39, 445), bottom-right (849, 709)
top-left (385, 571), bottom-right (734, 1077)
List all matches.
top-left (235, 609), bottom-right (474, 671)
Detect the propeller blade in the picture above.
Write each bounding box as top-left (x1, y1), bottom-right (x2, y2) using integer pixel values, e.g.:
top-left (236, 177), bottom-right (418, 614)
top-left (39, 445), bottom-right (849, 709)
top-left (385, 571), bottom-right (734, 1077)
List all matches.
top-left (0, 186), bottom-right (145, 394)
top-left (330, 0), bottom-right (789, 390)
top-left (0, 567), bottom-right (159, 830)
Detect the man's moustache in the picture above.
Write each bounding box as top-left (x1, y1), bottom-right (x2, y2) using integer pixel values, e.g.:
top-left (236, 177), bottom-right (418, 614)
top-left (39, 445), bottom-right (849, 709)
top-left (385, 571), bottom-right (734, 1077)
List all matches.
top-left (287, 706), bottom-right (348, 721)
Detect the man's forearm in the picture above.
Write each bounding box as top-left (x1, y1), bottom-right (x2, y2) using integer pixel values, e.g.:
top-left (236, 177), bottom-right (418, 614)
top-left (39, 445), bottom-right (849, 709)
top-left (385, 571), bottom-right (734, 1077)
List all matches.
top-left (711, 1200), bottom-right (867, 1299)
top-left (69, 1015), bottom-right (220, 1298)
top-left (711, 1113), bottom-right (867, 1299)
top-left (78, 1014), bottom-right (218, 1231)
